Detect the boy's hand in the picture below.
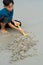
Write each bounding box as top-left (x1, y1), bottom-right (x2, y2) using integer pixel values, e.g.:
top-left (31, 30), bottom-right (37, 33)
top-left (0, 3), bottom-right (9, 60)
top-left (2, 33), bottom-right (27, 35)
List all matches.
top-left (14, 22), bottom-right (20, 26)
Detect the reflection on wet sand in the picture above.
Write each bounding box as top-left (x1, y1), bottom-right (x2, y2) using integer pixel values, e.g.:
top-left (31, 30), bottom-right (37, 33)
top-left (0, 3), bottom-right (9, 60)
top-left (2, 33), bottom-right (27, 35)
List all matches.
top-left (0, 29), bottom-right (38, 63)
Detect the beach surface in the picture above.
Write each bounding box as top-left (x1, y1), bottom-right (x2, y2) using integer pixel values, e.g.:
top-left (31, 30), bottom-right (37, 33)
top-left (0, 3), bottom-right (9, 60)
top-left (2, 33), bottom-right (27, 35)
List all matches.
top-left (0, 0), bottom-right (43, 65)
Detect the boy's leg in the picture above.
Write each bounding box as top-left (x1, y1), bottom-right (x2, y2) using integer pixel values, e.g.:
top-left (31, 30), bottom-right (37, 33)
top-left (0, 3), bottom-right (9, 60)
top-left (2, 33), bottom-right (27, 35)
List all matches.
top-left (0, 24), bottom-right (1, 29)
top-left (1, 23), bottom-right (8, 33)
top-left (0, 17), bottom-right (8, 33)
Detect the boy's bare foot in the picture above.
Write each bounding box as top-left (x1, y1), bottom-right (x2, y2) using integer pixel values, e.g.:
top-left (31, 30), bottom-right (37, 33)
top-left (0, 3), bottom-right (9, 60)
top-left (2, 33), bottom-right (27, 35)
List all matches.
top-left (1, 29), bottom-right (8, 33)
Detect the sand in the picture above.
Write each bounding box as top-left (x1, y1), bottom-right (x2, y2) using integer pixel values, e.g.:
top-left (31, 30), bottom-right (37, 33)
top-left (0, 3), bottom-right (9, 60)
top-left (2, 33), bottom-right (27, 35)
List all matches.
top-left (0, 29), bottom-right (37, 63)
top-left (0, 0), bottom-right (43, 65)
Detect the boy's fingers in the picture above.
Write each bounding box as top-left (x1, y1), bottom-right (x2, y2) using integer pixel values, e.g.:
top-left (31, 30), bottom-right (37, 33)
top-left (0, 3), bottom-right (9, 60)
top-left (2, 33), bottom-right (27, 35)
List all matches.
top-left (14, 22), bottom-right (20, 26)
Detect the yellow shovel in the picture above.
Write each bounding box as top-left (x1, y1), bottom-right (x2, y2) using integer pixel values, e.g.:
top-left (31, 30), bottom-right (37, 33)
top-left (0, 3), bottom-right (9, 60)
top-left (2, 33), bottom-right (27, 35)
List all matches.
top-left (18, 25), bottom-right (28, 36)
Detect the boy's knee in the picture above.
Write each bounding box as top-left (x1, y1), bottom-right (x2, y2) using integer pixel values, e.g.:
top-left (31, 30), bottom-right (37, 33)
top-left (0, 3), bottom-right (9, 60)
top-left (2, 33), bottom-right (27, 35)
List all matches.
top-left (15, 20), bottom-right (22, 26)
top-left (19, 21), bottom-right (22, 26)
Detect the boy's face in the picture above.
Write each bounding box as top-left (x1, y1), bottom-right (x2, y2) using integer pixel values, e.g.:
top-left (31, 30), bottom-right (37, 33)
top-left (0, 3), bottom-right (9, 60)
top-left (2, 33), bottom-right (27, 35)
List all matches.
top-left (4, 3), bottom-right (14, 12)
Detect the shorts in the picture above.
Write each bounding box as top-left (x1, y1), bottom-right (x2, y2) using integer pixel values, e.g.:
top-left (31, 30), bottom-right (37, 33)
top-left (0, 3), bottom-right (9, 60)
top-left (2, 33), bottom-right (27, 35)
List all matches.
top-left (0, 16), bottom-right (8, 24)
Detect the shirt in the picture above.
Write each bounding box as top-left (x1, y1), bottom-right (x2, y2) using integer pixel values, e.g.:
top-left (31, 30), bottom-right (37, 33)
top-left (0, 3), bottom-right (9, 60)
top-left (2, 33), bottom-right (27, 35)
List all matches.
top-left (0, 8), bottom-right (13, 23)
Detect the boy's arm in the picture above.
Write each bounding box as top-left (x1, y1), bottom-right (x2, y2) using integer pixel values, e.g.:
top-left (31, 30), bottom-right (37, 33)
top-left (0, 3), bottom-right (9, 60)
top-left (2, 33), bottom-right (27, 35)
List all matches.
top-left (8, 22), bottom-right (23, 32)
top-left (9, 19), bottom-right (28, 36)
top-left (8, 22), bottom-right (27, 35)
top-left (12, 19), bottom-right (20, 26)
top-left (12, 19), bottom-right (15, 23)
top-left (12, 19), bottom-right (14, 21)
top-left (8, 23), bottom-right (18, 30)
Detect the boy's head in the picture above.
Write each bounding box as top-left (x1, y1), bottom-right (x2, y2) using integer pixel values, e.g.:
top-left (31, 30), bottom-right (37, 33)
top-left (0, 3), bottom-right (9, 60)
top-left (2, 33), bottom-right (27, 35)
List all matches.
top-left (3, 0), bottom-right (14, 11)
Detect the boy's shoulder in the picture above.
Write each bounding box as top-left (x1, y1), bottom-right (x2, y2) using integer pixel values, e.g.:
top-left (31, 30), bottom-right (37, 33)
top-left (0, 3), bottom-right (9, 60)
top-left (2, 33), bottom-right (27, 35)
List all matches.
top-left (0, 8), bottom-right (14, 18)
top-left (0, 8), bottom-right (5, 12)
top-left (0, 8), bottom-right (14, 13)
top-left (0, 8), bottom-right (6, 14)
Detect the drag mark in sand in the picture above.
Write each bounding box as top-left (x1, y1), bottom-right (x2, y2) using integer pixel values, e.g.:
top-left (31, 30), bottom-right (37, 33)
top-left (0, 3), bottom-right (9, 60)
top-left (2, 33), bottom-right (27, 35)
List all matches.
top-left (0, 32), bottom-right (38, 63)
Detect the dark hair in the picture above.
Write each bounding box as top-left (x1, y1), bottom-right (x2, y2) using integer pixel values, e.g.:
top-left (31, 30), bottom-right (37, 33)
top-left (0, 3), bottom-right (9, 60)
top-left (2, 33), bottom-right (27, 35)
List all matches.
top-left (3, 0), bottom-right (14, 6)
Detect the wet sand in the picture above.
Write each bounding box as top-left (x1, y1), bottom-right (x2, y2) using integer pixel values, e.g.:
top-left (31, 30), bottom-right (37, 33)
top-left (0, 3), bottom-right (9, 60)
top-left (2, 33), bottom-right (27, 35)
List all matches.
top-left (0, 0), bottom-right (43, 65)
top-left (0, 28), bottom-right (37, 63)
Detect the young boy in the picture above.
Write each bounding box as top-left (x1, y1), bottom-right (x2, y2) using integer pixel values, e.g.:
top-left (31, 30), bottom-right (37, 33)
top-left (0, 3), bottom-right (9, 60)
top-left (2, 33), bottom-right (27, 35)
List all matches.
top-left (0, 0), bottom-right (27, 36)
